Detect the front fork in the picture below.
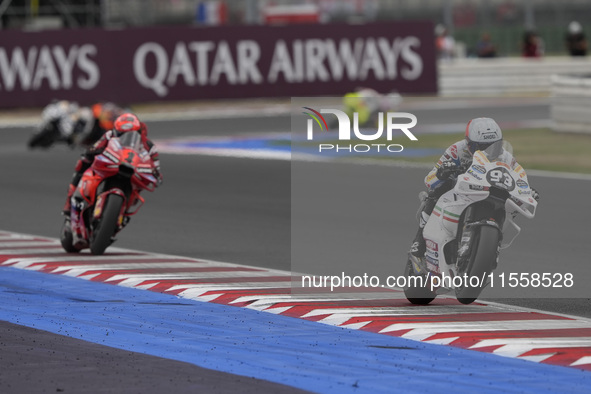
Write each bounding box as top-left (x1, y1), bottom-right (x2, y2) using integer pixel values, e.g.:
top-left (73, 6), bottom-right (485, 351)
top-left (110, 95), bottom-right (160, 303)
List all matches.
top-left (70, 188), bottom-right (127, 247)
top-left (456, 207), bottom-right (503, 274)
top-left (93, 189), bottom-right (128, 233)
top-left (456, 206), bottom-right (475, 269)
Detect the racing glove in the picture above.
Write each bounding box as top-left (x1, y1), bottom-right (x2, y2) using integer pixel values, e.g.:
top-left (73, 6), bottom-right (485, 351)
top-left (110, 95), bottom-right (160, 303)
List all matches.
top-left (436, 161), bottom-right (459, 180)
top-left (153, 168), bottom-right (163, 186)
top-left (531, 188), bottom-right (540, 202)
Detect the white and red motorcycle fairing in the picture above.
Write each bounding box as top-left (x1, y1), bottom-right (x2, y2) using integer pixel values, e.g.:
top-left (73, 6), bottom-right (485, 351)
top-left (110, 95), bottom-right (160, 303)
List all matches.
top-left (405, 141), bottom-right (537, 304)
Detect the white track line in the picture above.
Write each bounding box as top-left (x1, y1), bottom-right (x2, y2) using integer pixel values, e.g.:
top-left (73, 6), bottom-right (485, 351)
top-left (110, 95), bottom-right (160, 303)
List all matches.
top-left (2, 230), bottom-right (591, 371)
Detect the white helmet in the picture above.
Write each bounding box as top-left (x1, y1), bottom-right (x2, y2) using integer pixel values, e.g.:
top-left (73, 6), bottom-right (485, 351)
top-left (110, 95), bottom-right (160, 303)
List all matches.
top-left (569, 21), bottom-right (582, 35)
top-left (465, 117), bottom-right (503, 154)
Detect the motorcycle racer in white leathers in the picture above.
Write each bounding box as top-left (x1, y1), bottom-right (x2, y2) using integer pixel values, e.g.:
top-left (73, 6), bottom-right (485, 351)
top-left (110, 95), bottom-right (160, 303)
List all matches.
top-left (342, 87), bottom-right (402, 127)
top-left (39, 100), bottom-right (79, 141)
top-left (410, 117), bottom-right (539, 258)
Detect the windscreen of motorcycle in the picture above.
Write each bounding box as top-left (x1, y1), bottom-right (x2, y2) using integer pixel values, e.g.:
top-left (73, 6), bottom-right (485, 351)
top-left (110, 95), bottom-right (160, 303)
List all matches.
top-left (482, 140), bottom-right (516, 192)
top-left (481, 140), bottom-right (505, 161)
top-left (118, 131), bottom-right (142, 151)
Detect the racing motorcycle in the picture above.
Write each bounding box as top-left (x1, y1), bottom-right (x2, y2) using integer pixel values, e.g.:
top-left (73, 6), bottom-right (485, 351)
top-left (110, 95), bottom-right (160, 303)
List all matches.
top-left (60, 131), bottom-right (158, 255)
top-left (28, 101), bottom-right (77, 148)
top-left (403, 141), bottom-right (537, 305)
top-left (28, 119), bottom-right (63, 148)
top-left (29, 102), bottom-right (109, 149)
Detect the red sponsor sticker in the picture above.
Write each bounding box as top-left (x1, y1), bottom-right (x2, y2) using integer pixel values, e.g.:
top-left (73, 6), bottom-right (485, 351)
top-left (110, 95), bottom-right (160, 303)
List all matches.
top-left (450, 145), bottom-right (458, 159)
top-left (426, 239), bottom-right (438, 251)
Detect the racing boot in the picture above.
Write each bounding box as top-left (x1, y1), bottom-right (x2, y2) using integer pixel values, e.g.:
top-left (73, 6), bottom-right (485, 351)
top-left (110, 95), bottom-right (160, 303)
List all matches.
top-left (410, 192), bottom-right (435, 258)
top-left (62, 184), bottom-right (76, 216)
top-left (410, 227), bottom-right (426, 258)
top-left (69, 198), bottom-right (88, 250)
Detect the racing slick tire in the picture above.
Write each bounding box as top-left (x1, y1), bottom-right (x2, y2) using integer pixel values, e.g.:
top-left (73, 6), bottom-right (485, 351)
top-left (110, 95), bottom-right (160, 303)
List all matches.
top-left (60, 218), bottom-right (80, 253)
top-left (89, 194), bottom-right (123, 255)
top-left (403, 257), bottom-right (436, 305)
top-left (455, 225), bottom-right (499, 304)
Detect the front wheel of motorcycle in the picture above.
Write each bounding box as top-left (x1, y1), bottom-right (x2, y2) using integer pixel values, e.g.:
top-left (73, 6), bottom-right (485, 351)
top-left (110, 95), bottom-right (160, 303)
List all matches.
top-left (89, 194), bottom-right (123, 255)
top-left (60, 218), bottom-right (80, 253)
top-left (455, 225), bottom-right (499, 304)
top-left (403, 258), bottom-right (436, 305)
top-left (28, 125), bottom-right (60, 149)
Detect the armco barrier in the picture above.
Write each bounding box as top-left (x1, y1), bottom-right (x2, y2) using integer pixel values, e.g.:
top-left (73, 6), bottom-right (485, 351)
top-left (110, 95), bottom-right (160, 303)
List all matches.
top-left (439, 57), bottom-right (591, 96)
top-left (551, 74), bottom-right (591, 134)
top-left (0, 22), bottom-right (436, 108)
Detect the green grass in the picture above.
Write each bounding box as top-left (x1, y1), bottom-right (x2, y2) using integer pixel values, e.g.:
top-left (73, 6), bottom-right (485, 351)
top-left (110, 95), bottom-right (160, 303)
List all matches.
top-left (290, 128), bottom-right (591, 174)
top-left (501, 128), bottom-right (591, 174)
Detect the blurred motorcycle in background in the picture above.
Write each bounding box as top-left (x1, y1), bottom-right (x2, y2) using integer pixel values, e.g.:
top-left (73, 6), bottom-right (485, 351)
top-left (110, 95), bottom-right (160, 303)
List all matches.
top-left (28, 101), bottom-right (124, 149)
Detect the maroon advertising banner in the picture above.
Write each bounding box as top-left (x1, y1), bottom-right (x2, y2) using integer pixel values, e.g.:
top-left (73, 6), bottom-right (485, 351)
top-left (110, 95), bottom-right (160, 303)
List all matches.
top-left (0, 22), bottom-right (437, 108)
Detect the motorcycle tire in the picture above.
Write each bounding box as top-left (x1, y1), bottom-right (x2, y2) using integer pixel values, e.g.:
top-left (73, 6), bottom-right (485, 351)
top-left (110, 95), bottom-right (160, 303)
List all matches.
top-left (455, 225), bottom-right (499, 304)
top-left (60, 218), bottom-right (80, 253)
top-left (403, 258), bottom-right (436, 305)
top-left (28, 126), bottom-right (59, 149)
top-left (89, 194), bottom-right (123, 255)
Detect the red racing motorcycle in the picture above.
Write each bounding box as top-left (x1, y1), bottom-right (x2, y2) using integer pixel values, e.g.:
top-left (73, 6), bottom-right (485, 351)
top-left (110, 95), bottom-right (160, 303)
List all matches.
top-left (61, 132), bottom-right (158, 255)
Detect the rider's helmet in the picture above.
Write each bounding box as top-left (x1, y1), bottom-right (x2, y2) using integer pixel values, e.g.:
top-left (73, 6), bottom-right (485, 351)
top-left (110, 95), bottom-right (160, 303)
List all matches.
top-left (113, 113), bottom-right (141, 136)
top-left (465, 117), bottom-right (503, 155)
top-left (92, 102), bottom-right (124, 131)
top-left (569, 21), bottom-right (582, 35)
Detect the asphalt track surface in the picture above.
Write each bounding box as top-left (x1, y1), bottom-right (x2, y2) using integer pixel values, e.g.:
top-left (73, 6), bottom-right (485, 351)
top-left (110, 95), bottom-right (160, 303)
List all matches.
top-left (0, 134), bottom-right (302, 390)
top-left (0, 319), bottom-right (309, 394)
top-left (1, 98), bottom-right (590, 391)
top-left (0, 119), bottom-right (292, 393)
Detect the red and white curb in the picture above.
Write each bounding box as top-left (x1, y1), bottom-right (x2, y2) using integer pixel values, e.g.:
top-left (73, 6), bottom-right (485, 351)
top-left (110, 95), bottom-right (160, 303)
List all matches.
top-left (2, 230), bottom-right (591, 371)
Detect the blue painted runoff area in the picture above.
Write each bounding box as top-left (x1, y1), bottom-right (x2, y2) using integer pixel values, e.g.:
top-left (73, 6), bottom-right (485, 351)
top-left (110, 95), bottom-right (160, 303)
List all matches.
top-left (1, 267), bottom-right (590, 394)
top-left (173, 137), bottom-right (290, 152)
top-left (168, 136), bottom-right (441, 158)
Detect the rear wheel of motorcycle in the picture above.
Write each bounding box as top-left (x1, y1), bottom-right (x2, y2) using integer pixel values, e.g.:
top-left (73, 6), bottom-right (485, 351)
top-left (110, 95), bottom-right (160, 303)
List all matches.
top-left (28, 126), bottom-right (59, 148)
top-left (60, 218), bottom-right (79, 253)
top-left (455, 225), bottom-right (499, 304)
top-left (90, 195), bottom-right (123, 255)
top-left (403, 259), bottom-right (436, 305)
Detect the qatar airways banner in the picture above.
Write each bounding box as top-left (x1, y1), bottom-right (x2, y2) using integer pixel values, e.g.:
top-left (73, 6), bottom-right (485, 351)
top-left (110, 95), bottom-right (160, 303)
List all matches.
top-left (0, 22), bottom-right (436, 107)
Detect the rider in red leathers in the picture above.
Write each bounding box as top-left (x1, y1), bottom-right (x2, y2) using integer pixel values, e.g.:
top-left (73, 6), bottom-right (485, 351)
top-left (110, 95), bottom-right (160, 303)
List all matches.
top-left (71, 102), bottom-right (125, 146)
top-left (63, 113), bottom-right (162, 217)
